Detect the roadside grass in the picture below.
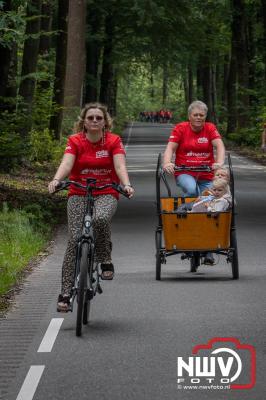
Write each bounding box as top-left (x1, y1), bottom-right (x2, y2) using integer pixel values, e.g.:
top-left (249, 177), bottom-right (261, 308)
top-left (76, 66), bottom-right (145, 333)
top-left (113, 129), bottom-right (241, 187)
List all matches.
top-left (0, 206), bottom-right (50, 297)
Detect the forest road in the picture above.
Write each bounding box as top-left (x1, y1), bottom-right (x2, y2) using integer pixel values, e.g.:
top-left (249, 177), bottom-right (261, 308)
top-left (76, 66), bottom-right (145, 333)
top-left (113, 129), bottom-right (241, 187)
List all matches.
top-left (1, 122), bottom-right (266, 400)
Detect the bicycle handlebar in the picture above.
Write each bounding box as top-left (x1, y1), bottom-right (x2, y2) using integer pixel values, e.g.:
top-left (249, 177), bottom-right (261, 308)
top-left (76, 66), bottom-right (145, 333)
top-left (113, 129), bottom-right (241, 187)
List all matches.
top-left (54, 179), bottom-right (130, 198)
top-left (173, 165), bottom-right (212, 172)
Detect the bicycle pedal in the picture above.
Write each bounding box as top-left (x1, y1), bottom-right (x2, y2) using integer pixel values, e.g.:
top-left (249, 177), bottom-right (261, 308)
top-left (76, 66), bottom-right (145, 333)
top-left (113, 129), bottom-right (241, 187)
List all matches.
top-left (97, 284), bottom-right (103, 294)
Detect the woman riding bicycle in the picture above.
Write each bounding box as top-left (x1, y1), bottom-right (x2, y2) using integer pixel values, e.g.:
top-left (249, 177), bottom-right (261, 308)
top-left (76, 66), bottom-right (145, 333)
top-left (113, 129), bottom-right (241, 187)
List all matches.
top-left (48, 102), bottom-right (134, 312)
top-left (163, 100), bottom-right (225, 196)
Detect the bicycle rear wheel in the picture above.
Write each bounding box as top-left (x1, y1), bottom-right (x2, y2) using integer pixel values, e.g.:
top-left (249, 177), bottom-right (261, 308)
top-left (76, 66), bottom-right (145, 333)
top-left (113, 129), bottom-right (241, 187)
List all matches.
top-left (76, 242), bottom-right (89, 337)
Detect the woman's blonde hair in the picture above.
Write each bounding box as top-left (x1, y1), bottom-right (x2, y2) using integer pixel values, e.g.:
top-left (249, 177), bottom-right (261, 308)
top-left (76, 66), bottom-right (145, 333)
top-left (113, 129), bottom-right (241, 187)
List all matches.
top-left (73, 102), bottom-right (113, 133)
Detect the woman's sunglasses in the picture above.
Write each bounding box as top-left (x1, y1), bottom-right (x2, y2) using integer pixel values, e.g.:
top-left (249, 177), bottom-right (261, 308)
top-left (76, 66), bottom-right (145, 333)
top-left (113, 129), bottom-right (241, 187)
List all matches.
top-left (87, 115), bottom-right (104, 121)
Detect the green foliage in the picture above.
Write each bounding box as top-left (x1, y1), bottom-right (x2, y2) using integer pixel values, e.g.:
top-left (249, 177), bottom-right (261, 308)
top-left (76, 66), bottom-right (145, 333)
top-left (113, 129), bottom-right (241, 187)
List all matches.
top-left (0, 203), bottom-right (50, 296)
top-left (61, 106), bottom-right (80, 135)
top-left (0, 0), bottom-right (265, 153)
top-left (0, 130), bottom-right (26, 170)
top-left (29, 128), bottom-right (54, 162)
top-left (258, 106), bottom-right (266, 123)
top-left (228, 127), bottom-right (261, 147)
top-left (116, 62), bottom-right (184, 121)
top-left (28, 128), bottom-right (66, 166)
top-left (50, 136), bottom-right (67, 166)
top-left (31, 85), bottom-right (54, 130)
top-left (0, 6), bottom-right (25, 48)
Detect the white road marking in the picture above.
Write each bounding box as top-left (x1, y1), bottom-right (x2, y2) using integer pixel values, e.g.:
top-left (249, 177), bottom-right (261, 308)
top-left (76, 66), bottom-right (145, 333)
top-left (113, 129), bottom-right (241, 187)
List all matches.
top-left (126, 153), bottom-right (163, 157)
top-left (127, 169), bottom-right (156, 172)
top-left (125, 121), bottom-right (134, 148)
top-left (16, 365), bottom-right (45, 400)
top-left (125, 144), bottom-right (165, 147)
top-left (232, 165), bottom-right (266, 170)
top-left (37, 318), bottom-right (64, 353)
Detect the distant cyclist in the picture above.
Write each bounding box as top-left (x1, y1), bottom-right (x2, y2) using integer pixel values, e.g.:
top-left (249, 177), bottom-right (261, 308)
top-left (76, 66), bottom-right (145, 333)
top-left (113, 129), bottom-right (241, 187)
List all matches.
top-left (48, 102), bottom-right (134, 311)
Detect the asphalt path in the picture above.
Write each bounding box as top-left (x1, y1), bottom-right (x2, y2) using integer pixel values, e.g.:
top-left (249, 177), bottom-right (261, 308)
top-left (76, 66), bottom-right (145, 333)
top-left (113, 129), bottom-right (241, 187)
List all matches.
top-left (1, 122), bottom-right (266, 400)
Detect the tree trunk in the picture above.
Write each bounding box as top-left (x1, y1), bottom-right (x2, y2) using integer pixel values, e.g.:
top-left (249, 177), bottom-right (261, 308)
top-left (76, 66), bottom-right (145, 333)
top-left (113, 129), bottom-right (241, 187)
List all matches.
top-left (222, 54), bottom-right (230, 107)
top-left (64, 0), bottom-right (86, 108)
top-left (162, 63), bottom-right (168, 105)
top-left (211, 65), bottom-right (218, 125)
top-left (261, 0), bottom-right (266, 84)
top-left (39, 0), bottom-right (54, 90)
top-left (39, 1), bottom-right (53, 55)
top-left (99, 14), bottom-right (115, 111)
top-left (150, 68), bottom-right (154, 100)
top-left (227, 49), bottom-right (238, 134)
top-left (188, 64), bottom-right (193, 104)
top-left (0, 0), bottom-right (17, 112)
top-left (84, 7), bottom-right (103, 103)
top-left (201, 55), bottom-right (214, 121)
top-left (107, 70), bottom-right (118, 117)
top-left (233, 0), bottom-right (249, 128)
top-left (196, 66), bottom-right (202, 99)
top-left (247, 10), bottom-right (256, 105)
top-left (18, 0), bottom-right (42, 135)
top-left (49, 0), bottom-right (69, 140)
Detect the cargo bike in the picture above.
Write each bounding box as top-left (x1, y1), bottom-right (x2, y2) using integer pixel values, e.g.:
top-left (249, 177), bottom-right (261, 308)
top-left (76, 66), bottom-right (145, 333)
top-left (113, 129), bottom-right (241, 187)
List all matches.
top-left (155, 153), bottom-right (239, 280)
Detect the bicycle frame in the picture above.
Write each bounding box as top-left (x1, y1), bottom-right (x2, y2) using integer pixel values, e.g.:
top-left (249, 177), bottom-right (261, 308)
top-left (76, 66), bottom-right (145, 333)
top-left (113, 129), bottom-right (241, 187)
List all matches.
top-left (70, 179), bottom-right (101, 311)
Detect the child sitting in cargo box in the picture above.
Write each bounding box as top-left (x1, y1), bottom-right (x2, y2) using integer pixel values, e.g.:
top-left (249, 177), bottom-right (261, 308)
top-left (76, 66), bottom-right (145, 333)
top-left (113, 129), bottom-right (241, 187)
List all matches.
top-left (178, 167), bottom-right (230, 212)
top-left (191, 178), bottom-right (232, 213)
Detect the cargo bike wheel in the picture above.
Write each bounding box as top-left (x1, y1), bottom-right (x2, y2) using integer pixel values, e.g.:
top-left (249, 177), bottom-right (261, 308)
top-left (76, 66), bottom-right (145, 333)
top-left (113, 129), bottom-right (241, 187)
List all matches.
top-left (230, 230), bottom-right (239, 279)
top-left (190, 252), bottom-right (201, 273)
top-left (155, 229), bottom-right (163, 280)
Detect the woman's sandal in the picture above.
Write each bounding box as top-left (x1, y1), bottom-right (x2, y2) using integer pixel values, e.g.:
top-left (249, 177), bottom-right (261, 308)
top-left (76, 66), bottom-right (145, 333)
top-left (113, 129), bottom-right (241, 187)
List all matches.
top-left (57, 294), bottom-right (71, 312)
top-left (101, 263), bottom-right (114, 280)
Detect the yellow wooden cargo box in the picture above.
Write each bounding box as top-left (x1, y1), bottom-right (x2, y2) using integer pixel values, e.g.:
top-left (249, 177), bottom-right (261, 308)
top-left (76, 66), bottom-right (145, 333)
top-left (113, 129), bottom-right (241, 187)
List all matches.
top-left (161, 197), bottom-right (232, 251)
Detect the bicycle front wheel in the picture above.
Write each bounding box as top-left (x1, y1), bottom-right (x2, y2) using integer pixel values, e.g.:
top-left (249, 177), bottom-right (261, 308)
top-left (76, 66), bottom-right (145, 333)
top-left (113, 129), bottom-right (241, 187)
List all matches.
top-left (83, 244), bottom-right (94, 325)
top-left (76, 241), bottom-right (89, 337)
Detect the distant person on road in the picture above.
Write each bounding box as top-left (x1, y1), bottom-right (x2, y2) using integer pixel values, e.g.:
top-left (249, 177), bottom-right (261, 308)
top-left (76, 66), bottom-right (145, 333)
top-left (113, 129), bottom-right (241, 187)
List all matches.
top-left (163, 100), bottom-right (225, 197)
top-left (48, 102), bottom-right (134, 312)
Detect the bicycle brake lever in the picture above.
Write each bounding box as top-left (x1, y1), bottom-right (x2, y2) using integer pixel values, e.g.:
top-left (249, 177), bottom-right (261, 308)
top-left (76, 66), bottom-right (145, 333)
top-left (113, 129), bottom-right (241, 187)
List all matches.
top-left (53, 180), bottom-right (69, 193)
top-left (115, 183), bottom-right (130, 198)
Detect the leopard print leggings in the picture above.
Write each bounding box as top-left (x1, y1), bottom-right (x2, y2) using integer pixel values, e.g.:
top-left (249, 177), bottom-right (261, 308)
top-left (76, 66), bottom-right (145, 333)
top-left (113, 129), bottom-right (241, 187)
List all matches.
top-left (61, 194), bottom-right (118, 296)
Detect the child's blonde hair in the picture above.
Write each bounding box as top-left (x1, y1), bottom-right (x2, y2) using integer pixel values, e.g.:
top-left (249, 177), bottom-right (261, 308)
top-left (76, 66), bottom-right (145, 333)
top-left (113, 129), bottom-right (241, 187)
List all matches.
top-left (212, 178), bottom-right (230, 194)
top-left (214, 167), bottom-right (230, 182)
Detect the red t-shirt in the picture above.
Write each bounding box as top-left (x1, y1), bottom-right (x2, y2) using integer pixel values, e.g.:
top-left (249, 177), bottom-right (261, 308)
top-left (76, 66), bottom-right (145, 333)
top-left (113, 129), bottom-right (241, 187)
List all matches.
top-left (168, 122), bottom-right (221, 180)
top-left (64, 131), bottom-right (126, 198)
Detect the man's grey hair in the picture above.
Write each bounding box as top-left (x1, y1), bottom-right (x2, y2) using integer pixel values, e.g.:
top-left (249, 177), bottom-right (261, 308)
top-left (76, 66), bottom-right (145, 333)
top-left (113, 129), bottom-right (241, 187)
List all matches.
top-left (188, 100), bottom-right (208, 116)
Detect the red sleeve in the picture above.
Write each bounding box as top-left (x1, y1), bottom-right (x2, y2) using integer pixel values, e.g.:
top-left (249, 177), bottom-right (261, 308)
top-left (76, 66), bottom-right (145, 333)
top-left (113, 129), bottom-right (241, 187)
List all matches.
top-left (168, 124), bottom-right (183, 143)
top-left (112, 135), bottom-right (126, 156)
top-left (208, 123), bottom-right (221, 141)
top-left (64, 135), bottom-right (78, 155)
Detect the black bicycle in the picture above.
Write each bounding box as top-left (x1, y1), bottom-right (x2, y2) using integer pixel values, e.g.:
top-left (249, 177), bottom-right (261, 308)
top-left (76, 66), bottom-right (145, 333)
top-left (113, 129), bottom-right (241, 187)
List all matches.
top-left (55, 178), bottom-right (128, 336)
